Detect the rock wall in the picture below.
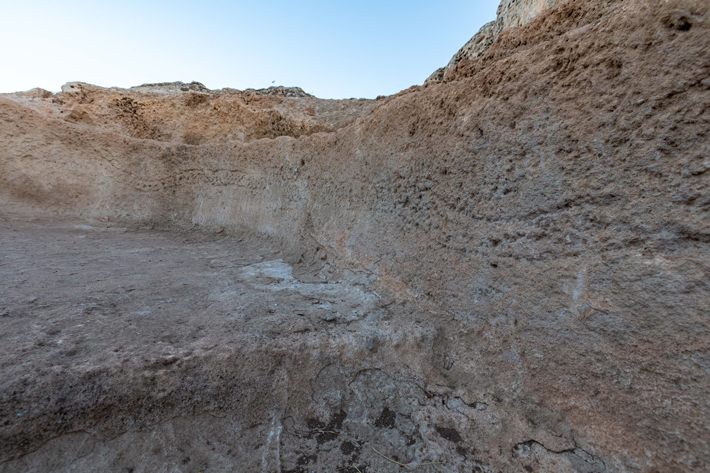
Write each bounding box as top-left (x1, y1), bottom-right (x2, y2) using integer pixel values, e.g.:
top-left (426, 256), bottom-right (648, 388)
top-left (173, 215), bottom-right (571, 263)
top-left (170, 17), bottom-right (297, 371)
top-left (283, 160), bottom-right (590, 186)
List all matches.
top-left (1, 0), bottom-right (709, 470)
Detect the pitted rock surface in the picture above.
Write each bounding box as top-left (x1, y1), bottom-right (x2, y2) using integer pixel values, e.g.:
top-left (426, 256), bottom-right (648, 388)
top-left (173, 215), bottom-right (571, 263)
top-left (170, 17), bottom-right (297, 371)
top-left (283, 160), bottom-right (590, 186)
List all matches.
top-left (1, 0), bottom-right (709, 471)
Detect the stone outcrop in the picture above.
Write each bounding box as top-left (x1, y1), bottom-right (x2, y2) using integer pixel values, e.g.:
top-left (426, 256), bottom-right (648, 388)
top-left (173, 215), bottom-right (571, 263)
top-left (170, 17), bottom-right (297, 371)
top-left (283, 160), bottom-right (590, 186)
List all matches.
top-left (43, 80), bottom-right (378, 144)
top-left (495, 0), bottom-right (559, 32)
top-left (426, 21), bottom-right (497, 83)
top-left (1, 0), bottom-right (709, 471)
top-left (427, 0), bottom-right (557, 83)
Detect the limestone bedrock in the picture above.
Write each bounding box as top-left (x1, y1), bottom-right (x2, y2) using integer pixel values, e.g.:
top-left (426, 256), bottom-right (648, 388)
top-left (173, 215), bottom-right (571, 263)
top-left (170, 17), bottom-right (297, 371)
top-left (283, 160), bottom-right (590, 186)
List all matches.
top-left (1, 0), bottom-right (709, 471)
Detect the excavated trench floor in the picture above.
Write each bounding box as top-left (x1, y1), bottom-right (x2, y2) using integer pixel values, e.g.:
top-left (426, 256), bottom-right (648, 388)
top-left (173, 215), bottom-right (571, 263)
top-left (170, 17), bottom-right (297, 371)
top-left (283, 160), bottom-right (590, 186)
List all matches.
top-left (0, 212), bottom-right (605, 473)
top-left (0, 213), bottom-right (457, 473)
top-left (0, 212), bottom-right (388, 471)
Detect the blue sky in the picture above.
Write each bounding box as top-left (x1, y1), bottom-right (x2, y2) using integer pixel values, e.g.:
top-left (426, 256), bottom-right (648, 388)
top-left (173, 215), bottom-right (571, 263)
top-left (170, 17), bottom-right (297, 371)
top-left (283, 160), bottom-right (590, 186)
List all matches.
top-left (0, 1), bottom-right (498, 99)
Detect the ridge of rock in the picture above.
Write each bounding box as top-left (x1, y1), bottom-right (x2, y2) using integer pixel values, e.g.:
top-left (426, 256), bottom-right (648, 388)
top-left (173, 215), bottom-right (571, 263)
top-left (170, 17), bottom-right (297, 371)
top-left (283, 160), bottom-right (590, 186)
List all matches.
top-left (13, 80), bottom-right (377, 143)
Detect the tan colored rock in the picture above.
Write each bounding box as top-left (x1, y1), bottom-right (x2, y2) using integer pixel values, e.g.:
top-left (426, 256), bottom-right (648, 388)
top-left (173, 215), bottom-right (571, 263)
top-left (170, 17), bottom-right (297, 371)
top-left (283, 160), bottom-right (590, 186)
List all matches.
top-left (495, 0), bottom-right (558, 32)
top-left (42, 80), bottom-right (379, 144)
top-left (427, 0), bottom-right (557, 82)
top-left (13, 87), bottom-right (53, 99)
top-left (426, 20), bottom-right (497, 83)
top-left (1, 0), bottom-right (709, 471)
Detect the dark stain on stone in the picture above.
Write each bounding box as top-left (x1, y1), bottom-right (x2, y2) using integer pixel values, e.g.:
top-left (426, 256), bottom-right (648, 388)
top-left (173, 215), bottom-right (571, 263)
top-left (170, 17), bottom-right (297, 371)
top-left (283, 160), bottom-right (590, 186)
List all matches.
top-left (283, 454), bottom-right (318, 473)
top-left (328, 409), bottom-right (347, 430)
top-left (316, 430), bottom-right (337, 444)
top-left (307, 410), bottom-right (347, 444)
top-left (374, 407), bottom-right (396, 428)
top-left (306, 418), bottom-right (325, 430)
top-left (435, 425), bottom-right (463, 443)
top-left (340, 440), bottom-right (356, 455)
top-left (297, 454), bottom-right (317, 466)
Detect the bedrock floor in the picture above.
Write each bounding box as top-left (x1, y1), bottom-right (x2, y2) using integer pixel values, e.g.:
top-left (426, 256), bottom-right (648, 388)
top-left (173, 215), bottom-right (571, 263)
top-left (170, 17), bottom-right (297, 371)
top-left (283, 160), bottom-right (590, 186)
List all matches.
top-left (0, 213), bottom-right (611, 473)
top-left (0, 212), bottom-right (380, 380)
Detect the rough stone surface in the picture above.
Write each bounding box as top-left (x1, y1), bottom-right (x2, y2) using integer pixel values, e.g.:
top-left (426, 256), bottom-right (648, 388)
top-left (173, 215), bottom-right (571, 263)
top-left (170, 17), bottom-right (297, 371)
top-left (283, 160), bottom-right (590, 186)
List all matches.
top-left (427, 21), bottom-right (497, 84)
top-left (31, 80), bottom-right (378, 145)
top-left (1, 0), bottom-right (709, 471)
top-left (427, 0), bottom-right (557, 82)
top-left (495, 0), bottom-right (559, 33)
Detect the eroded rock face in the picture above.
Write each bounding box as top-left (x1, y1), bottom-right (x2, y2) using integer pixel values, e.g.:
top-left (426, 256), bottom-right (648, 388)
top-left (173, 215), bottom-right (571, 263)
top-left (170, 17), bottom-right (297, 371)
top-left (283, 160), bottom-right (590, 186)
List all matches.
top-left (38, 80), bottom-right (378, 144)
top-left (427, 0), bottom-right (557, 83)
top-left (496, 0), bottom-right (558, 32)
top-left (1, 0), bottom-right (709, 471)
top-left (426, 21), bottom-right (497, 84)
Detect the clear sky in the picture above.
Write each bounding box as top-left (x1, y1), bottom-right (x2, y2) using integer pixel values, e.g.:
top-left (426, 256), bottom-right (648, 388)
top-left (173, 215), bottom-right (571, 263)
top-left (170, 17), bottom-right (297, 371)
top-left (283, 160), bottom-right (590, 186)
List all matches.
top-left (0, 1), bottom-right (498, 99)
